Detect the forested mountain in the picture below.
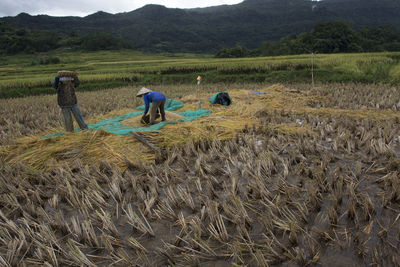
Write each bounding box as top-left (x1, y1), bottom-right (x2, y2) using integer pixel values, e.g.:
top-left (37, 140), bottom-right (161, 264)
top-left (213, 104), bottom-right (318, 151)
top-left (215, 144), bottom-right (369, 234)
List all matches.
top-left (1, 0), bottom-right (400, 53)
top-left (215, 22), bottom-right (400, 57)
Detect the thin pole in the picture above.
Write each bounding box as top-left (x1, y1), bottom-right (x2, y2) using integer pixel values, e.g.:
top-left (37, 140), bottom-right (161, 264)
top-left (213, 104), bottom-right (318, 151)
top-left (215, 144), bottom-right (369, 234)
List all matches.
top-left (197, 76), bottom-right (202, 109)
top-left (311, 52), bottom-right (315, 88)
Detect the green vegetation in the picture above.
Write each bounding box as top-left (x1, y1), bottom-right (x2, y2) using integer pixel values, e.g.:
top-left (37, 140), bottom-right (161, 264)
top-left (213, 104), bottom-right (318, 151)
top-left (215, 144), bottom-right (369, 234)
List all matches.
top-left (0, 21), bottom-right (133, 55)
top-left (216, 22), bottom-right (400, 58)
top-left (1, 0), bottom-right (400, 53)
top-left (1, 50), bottom-right (399, 98)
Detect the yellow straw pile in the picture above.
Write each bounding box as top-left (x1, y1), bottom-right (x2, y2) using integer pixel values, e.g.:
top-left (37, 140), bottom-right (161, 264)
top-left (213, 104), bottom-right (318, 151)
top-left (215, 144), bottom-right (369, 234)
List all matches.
top-left (2, 84), bottom-right (398, 170)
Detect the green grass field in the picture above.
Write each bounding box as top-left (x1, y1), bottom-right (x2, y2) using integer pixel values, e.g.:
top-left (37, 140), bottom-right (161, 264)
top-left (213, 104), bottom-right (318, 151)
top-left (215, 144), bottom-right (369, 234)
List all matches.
top-left (1, 50), bottom-right (400, 98)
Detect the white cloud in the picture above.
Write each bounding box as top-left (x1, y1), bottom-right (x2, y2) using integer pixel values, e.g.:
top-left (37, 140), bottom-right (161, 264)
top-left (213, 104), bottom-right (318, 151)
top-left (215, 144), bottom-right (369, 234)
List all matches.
top-left (0, 0), bottom-right (243, 17)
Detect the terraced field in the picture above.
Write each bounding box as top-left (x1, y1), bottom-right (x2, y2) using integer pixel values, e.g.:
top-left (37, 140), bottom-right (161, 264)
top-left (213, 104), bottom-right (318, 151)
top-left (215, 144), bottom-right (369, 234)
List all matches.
top-left (1, 50), bottom-right (399, 98)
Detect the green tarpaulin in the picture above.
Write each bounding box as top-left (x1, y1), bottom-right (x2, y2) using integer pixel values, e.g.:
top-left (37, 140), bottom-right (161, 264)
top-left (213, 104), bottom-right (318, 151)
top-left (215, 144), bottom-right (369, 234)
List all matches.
top-left (43, 99), bottom-right (210, 138)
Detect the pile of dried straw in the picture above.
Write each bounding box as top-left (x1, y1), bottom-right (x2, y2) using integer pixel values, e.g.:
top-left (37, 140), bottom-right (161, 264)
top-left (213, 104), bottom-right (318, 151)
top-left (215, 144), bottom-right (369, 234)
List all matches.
top-left (3, 84), bottom-right (397, 170)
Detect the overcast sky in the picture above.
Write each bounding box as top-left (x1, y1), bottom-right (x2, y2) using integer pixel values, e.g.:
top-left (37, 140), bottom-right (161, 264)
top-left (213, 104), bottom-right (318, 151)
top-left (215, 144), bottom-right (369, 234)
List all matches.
top-left (0, 0), bottom-right (244, 18)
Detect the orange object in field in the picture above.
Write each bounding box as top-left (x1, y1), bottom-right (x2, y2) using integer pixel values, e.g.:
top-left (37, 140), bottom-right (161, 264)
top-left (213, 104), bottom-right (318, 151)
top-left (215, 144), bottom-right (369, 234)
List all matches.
top-left (197, 76), bottom-right (202, 81)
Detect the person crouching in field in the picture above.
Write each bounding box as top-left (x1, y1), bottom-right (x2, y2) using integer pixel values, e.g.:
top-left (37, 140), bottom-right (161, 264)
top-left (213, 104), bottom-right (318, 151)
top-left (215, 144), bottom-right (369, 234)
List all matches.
top-left (136, 87), bottom-right (166, 125)
top-left (52, 71), bottom-right (88, 132)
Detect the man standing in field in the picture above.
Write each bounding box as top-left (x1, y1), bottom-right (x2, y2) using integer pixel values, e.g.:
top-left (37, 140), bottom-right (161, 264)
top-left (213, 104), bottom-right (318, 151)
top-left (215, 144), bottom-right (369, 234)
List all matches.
top-left (52, 70), bottom-right (88, 132)
top-left (136, 87), bottom-right (166, 125)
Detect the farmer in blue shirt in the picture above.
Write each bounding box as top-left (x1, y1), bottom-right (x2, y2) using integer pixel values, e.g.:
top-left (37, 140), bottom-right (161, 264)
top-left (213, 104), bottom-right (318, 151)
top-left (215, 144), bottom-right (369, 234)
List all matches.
top-left (136, 87), bottom-right (166, 125)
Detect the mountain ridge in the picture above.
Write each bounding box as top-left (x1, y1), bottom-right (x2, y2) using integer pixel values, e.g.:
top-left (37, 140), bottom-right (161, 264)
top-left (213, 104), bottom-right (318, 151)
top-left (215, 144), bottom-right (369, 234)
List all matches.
top-left (1, 0), bottom-right (399, 53)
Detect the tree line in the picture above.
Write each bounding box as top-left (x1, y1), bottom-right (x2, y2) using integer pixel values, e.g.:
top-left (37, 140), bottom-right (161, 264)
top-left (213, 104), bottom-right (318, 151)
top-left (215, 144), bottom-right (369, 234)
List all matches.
top-left (1, 20), bottom-right (400, 57)
top-left (215, 21), bottom-right (400, 58)
top-left (0, 21), bottom-right (133, 55)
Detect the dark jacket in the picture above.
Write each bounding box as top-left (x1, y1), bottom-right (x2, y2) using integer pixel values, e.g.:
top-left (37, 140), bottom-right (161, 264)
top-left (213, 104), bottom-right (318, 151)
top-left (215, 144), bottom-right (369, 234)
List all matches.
top-left (52, 75), bottom-right (80, 107)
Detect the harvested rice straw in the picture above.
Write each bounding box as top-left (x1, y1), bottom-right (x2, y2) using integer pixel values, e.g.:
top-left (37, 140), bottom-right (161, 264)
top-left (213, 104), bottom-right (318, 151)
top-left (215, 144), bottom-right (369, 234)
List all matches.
top-left (121, 111), bottom-right (184, 127)
top-left (5, 85), bottom-right (395, 170)
top-left (5, 130), bottom-right (153, 169)
top-left (57, 70), bottom-right (78, 77)
top-left (0, 87), bottom-right (295, 169)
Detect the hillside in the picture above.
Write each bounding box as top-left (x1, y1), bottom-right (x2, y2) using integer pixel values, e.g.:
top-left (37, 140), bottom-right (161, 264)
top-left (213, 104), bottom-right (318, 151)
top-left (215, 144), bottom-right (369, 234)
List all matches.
top-left (1, 0), bottom-right (400, 52)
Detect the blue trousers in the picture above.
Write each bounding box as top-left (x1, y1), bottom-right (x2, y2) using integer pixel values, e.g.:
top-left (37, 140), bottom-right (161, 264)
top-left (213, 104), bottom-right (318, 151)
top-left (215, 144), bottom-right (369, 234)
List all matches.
top-left (61, 104), bottom-right (88, 132)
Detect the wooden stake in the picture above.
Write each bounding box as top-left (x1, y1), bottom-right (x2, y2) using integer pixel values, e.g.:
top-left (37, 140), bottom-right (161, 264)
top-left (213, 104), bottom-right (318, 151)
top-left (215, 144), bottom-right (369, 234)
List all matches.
top-left (130, 131), bottom-right (160, 152)
top-left (311, 52), bottom-right (315, 88)
top-left (197, 76), bottom-right (202, 109)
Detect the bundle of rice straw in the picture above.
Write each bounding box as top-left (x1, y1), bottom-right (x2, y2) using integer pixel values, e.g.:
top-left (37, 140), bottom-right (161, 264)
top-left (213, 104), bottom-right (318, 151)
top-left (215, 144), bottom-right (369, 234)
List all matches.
top-left (58, 70), bottom-right (78, 77)
top-left (122, 111), bottom-right (184, 127)
top-left (1, 85), bottom-right (331, 170)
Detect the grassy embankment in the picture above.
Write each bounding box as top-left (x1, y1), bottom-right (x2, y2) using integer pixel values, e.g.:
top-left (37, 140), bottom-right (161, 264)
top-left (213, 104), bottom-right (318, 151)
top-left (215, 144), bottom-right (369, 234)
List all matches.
top-left (1, 50), bottom-right (400, 98)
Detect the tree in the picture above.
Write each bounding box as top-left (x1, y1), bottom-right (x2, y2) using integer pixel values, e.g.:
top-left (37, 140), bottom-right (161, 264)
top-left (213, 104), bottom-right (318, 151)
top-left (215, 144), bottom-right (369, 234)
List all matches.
top-left (215, 45), bottom-right (249, 58)
top-left (80, 32), bottom-right (132, 51)
top-left (252, 20), bottom-right (400, 57)
top-left (310, 21), bottom-right (360, 53)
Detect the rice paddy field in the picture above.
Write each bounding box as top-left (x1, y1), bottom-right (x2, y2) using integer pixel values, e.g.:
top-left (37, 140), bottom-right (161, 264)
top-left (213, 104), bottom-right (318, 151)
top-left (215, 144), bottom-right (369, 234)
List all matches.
top-left (1, 51), bottom-right (400, 266)
top-left (1, 50), bottom-right (400, 98)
